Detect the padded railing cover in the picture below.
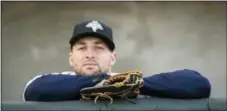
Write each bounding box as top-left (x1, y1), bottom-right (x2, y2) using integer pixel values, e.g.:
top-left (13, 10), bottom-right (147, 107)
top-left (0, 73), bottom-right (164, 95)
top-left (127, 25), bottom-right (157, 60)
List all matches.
top-left (2, 98), bottom-right (226, 111)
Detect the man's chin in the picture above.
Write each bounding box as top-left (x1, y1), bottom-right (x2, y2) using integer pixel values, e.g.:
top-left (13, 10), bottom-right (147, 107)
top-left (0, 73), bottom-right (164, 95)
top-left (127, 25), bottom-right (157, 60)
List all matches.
top-left (81, 69), bottom-right (102, 76)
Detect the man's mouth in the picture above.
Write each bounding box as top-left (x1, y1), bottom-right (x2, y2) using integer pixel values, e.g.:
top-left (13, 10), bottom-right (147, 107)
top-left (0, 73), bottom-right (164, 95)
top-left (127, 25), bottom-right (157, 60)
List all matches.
top-left (83, 60), bottom-right (99, 67)
top-left (83, 62), bottom-right (98, 66)
top-left (84, 64), bottom-right (97, 66)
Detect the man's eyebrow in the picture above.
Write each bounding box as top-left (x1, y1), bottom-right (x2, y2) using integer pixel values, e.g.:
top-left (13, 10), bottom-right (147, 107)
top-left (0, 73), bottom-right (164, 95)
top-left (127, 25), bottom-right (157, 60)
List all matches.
top-left (76, 41), bottom-right (86, 46)
top-left (95, 40), bottom-right (105, 45)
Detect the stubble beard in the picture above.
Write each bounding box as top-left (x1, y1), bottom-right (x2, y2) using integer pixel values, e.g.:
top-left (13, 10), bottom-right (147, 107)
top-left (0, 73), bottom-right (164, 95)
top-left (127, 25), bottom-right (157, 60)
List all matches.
top-left (75, 64), bottom-right (105, 76)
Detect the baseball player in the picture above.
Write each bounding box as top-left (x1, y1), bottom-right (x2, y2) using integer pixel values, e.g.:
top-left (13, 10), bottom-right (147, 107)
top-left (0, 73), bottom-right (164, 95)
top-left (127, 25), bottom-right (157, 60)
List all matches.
top-left (23, 20), bottom-right (211, 101)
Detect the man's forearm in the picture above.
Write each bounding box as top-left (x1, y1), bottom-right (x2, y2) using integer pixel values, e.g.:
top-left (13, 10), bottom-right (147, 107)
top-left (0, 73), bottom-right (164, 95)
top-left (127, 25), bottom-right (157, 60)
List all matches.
top-left (24, 74), bottom-right (109, 101)
top-left (140, 69), bottom-right (211, 99)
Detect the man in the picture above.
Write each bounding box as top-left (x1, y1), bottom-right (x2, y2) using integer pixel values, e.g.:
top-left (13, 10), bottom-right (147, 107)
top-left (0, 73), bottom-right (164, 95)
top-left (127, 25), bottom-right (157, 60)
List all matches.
top-left (23, 20), bottom-right (211, 101)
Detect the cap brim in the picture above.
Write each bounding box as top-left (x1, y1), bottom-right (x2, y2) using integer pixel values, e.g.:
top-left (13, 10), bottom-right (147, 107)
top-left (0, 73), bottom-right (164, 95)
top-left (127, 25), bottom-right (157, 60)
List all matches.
top-left (70, 32), bottom-right (115, 51)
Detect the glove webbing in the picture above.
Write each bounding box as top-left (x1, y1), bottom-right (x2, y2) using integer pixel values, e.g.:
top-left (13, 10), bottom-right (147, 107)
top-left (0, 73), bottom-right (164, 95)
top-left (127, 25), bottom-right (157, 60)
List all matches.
top-left (93, 84), bottom-right (139, 104)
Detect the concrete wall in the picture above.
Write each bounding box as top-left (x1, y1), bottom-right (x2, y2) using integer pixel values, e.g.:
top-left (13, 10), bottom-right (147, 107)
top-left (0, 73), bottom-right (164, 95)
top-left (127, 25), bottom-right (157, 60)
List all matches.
top-left (2, 1), bottom-right (226, 101)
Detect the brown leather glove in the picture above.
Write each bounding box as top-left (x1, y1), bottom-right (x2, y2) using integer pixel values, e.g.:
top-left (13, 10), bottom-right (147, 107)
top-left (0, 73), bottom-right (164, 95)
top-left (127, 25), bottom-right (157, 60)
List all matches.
top-left (80, 70), bottom-right (144, 104)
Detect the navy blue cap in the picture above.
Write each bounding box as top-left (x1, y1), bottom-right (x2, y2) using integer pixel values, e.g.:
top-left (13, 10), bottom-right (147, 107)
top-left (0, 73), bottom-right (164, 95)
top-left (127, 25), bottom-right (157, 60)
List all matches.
top-left (69, 20), bottom-right (115, 51)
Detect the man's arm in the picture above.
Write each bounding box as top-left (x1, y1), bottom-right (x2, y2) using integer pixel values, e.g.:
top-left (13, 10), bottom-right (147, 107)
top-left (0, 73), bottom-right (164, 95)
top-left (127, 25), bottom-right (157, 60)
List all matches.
top-left (23, 73), bottom-right (110, 101)
top-left (140, 69), bottom-right (211, 99)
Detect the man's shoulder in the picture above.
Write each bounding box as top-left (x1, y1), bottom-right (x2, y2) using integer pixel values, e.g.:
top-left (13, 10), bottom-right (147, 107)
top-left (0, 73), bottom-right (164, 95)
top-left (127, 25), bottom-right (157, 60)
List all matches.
top-left (45, 71), bottom-right (119, 76)
top-left (36, 71), bottom-right (76, 76)
top-left (49, 71), bottom-right (76, 75)
top-left (35, 71), bottom-right (119, 77)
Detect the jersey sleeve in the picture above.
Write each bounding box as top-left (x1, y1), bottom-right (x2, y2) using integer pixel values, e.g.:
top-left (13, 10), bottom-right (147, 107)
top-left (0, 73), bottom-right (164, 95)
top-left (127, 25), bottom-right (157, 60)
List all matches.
top-left (140, 69), bottom-right (211, 99)
top-left (23, 73), bottom-right (110, 101)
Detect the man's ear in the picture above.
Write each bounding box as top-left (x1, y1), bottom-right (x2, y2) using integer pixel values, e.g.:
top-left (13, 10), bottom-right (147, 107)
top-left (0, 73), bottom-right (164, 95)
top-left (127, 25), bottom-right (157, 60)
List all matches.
top-left (111, 51), bottom-right (116, 66)
top-left (69, 52), bottom-right (73, 66)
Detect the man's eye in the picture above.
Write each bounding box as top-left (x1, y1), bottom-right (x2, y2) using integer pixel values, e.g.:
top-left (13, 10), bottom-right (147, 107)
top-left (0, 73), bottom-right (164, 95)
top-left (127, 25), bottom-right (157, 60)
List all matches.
top-left (78, 47), bottom-right (85, 50)
top-left (96, 46), bottom-right (104, 50)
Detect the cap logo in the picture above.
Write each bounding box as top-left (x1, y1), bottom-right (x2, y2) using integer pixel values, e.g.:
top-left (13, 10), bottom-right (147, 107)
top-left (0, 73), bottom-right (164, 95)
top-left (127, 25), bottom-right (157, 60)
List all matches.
top-left (86, 20), bottom-right (103, 32)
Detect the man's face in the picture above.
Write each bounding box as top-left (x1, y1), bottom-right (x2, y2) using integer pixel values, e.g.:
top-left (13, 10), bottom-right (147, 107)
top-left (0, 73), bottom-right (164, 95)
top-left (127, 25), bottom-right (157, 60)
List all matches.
top-left (69, 36), bottom-right (116, 76)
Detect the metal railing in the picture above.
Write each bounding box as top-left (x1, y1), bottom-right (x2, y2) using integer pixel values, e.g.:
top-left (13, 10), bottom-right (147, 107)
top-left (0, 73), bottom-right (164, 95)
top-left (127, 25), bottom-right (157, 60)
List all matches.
top-left (2, 98), bottom-right (226, 111)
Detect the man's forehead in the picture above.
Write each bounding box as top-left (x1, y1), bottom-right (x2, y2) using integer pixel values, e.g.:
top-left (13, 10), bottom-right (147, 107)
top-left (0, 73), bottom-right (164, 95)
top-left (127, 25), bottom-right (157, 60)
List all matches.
top-left (75, 36), bottom-right (105, 45)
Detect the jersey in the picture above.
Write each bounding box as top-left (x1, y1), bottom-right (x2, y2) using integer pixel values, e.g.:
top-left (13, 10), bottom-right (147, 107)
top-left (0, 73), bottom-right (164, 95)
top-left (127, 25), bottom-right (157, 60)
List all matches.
top-left (23, 69), bottom-right (211, 101)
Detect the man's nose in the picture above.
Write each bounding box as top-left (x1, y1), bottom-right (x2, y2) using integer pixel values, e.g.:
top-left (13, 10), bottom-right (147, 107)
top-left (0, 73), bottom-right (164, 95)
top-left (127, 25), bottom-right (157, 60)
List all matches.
top-left (85, 50), bottom-right (95, 59)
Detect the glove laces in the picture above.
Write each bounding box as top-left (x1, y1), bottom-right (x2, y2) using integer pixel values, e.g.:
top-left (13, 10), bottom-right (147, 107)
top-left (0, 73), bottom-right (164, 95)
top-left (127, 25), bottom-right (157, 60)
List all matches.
top-left (94, 84), bottom-right (139, 104)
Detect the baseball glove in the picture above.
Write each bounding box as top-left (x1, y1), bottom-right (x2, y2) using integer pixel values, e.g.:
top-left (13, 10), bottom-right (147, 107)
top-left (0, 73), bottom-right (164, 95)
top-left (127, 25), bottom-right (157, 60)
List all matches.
top-left (80, 70), bottom-right (144, 104)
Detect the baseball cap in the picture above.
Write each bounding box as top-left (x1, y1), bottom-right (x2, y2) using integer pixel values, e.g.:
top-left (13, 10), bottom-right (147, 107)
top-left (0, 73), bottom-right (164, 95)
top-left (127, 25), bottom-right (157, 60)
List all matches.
top-left (69, 20), bottom-right (115, 51)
